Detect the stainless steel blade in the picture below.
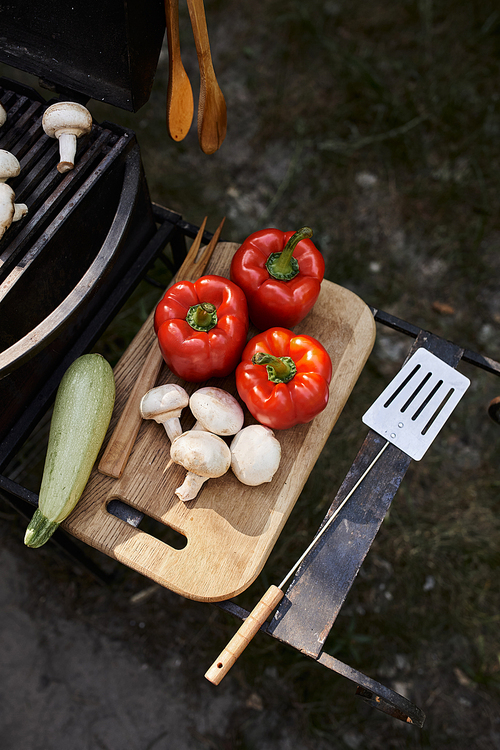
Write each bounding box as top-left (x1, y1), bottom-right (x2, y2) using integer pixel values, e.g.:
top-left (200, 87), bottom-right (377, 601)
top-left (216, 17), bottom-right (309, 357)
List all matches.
top-left (362, 347), bottom-right (470, 460)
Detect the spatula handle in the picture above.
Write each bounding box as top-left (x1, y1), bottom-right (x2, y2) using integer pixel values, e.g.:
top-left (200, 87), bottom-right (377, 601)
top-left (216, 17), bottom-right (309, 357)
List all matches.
top-left (205, 585), bottom-right (284, 685)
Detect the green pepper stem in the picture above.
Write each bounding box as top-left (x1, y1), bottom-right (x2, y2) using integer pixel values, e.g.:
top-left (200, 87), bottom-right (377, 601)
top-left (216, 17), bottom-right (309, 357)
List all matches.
top-left (186, 302), bottom-right (218, 332)
top-left (252, 352), bottom-right (297, 384)
top-left (265, 227), bottom-right (313, 281)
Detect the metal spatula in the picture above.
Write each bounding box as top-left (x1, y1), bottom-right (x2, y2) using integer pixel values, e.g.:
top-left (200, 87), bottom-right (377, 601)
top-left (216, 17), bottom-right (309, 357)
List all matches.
top-left (205, 347), bottom-right (470, 686)
top-left (362, 347), bottom-right (470, 460)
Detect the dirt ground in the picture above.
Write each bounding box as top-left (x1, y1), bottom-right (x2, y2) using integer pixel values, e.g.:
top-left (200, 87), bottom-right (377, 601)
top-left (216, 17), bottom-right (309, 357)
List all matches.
top-left (1, 0), bottom-right (500, 748)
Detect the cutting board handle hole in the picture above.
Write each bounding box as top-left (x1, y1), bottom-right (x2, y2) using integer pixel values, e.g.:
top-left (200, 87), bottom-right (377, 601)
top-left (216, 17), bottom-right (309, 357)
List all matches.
top-left (106, 499), bottom-right (187, 550)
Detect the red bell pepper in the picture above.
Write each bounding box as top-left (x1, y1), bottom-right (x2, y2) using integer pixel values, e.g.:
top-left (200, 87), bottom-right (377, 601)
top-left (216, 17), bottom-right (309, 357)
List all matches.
top-left (230, 226), bottom-right (325, 330)
top-left (154, 275), bottom-right (249, 383)
top-left (235, 327), bottom-right (332, 430)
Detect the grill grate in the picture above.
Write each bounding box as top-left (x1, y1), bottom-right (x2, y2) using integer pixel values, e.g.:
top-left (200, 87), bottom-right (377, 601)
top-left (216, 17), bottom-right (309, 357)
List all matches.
top-left (0, 81), bottom-right (125, 284)
top-left (0, 78), bottom-right (150, 361)
top-left (0, 77), bottom-right (162, 452)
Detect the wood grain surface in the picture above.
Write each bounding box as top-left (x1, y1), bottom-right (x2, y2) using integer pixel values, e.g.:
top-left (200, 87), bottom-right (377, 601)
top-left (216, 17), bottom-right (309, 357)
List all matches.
top-left (63, 242), bottom-right (376, 602)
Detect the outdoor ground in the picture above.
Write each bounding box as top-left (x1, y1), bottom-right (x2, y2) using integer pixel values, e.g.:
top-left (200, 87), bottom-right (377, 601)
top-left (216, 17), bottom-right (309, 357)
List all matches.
top-left (1, 0), bottom-right (500, 748)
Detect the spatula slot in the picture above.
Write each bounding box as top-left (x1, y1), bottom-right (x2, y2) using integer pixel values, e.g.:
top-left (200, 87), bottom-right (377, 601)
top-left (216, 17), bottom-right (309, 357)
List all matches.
top-left (421, 387), bottom-right (455, 435)
top-left (401, 370), bottom-right (432, 412)
top-left (383, 364), bottom-right (421, 408)
top-left (410, 378), bottom-right (443, 420)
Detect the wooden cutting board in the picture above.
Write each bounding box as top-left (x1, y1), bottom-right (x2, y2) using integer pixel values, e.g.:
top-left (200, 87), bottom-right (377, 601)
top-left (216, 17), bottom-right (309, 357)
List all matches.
top-left (63, 242), bottom-right (376, 601)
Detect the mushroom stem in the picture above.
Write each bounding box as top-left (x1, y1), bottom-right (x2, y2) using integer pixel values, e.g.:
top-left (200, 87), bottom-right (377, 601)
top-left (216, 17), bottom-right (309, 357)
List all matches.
top-left (164, 418), bottom-right (183, 442)
top-left (57, 132), bottom-right (78, 173)
top-left (175, 473), bottom-right (210, 502)
top-left (13, 202), bottom-right (28, 221)
top-left (192, 420), bottom-right (208, 432)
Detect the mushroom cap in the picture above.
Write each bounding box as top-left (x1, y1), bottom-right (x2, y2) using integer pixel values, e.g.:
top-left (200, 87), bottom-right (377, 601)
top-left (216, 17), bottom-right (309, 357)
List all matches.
top-left (140, 384), bottom-right (189, 421)
top-left (42, 102), bottom-right (93, 138)
top-left (230, 425), bottom-right (281, 486)
top-left (0, 182), bottom-right (15, 203)
top-left (0, 150), bottom-right (21, 181)
top-left (0, 184), bottom-right (15, 237)
top-left (0, 103), bottom-right (6, 127)
top-left (189, 387), bottom-right (244, 436)
top-left (170, 430), bottom-right (231, 478)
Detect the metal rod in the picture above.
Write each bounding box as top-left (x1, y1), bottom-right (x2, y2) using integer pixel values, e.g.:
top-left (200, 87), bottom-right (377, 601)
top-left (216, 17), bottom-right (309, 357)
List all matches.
top-left (205, 440), bottom-right (391, 685)
top-left (278, 440), bottom-right (390, 589)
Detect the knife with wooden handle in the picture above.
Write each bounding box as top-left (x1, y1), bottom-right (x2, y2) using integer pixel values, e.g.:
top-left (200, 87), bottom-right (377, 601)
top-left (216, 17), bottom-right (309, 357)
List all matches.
top-left (98, 217), bottom-right (225, 479)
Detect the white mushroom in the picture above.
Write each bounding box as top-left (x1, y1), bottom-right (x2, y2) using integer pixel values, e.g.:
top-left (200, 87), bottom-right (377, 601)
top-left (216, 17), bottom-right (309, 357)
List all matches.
top-left (0, 102), bottom-right (6, 127)
top-left (140, 384), bottom-right (189, 442)
top-left (42, 102), bottom-right (93, 173)
top-left (0, 150), bottom-right (28, 240)
top-left (230, 425), bottom-right (281, 486)
top-left (0, 150), bottom-right (21, 182)
top-left (170, 430), bottom-right (231, 502)
top-left (189, 387), bottom-right (244, 436)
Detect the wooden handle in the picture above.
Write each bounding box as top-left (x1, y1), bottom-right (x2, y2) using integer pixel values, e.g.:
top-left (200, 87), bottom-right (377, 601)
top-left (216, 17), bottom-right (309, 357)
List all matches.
top-left (98, 217), bottom-right (224, 479)
top-left (186, 0), bottom-right (211, 59)
top-left (205, 585), bottom-right (284, 685)
top-left (186, 0), bottom-right (227, 154)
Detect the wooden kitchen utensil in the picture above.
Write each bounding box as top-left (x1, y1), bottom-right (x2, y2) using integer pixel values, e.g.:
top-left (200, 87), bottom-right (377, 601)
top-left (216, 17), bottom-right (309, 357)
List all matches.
top-left (186, 0), bottom-right (227, 154)
top-left (165, 0), bottom-right (194, 141)
top-left (98, 216), bottom-right (224, 479)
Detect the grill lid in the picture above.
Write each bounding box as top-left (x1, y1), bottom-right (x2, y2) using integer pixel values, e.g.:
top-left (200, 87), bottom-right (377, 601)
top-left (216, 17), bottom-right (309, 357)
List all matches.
top-left (0, 0), bottom-right (166, 112)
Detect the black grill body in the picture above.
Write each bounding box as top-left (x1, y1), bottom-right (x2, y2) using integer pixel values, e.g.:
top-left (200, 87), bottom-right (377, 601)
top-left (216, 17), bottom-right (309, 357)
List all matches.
top-left (0, 0), bottom-right (165, 111)
top-left (0, 77), bottom-right (158, 445)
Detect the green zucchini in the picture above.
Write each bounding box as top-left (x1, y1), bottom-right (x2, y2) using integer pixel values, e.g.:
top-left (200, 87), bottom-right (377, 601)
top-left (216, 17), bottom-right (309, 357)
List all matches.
top-left (24, 353), bottom-right (115, 548)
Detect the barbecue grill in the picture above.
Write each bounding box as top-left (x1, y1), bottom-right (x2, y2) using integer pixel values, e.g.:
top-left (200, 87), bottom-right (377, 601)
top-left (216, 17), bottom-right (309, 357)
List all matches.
top-left (0, 76), bottom-right (159, 437)
top-left (0, 0), bottom-right (165, 111)
top-left (1, 1), bottom-right (500, 732)
top-left (0, 0), bottom-right (180, 456)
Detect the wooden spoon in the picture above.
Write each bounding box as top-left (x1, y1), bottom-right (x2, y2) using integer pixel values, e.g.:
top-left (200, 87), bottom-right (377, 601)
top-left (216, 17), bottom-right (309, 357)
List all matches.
top-left (186, 0), bottom-right (227, 154)
top-left (165, 0), bottom-right (194, 141)
top-left (98, 217), bottom-right (225, 479)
